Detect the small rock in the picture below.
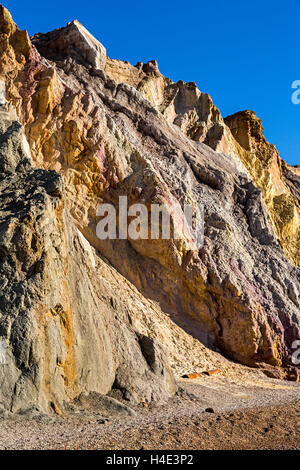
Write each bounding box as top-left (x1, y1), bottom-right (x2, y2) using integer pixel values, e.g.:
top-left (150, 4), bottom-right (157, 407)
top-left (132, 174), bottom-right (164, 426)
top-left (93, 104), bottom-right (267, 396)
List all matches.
top-left (205, 408), bottom-right (216, 413)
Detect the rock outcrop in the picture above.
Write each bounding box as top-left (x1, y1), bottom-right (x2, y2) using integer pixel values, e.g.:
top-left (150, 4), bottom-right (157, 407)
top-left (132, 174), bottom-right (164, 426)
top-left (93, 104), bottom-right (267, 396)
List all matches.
top-left (0, 3), bottom-right (299, 416)
top-left (224, 111), bottom-right (300, 268)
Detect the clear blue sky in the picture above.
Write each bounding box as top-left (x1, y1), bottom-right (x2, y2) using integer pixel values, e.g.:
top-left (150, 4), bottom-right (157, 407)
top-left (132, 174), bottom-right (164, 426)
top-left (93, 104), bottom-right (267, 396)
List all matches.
top-left (3, 0), bottom-right (300, 165)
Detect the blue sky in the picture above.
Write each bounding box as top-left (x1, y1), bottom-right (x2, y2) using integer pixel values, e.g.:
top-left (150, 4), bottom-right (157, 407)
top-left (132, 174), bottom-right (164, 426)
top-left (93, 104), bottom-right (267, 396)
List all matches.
top-left (3, 0), bottom-right (300, 165)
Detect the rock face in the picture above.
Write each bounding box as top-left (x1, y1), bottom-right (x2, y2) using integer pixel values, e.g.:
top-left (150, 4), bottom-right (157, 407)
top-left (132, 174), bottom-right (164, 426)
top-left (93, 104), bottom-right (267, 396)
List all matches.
top-left (0, 4), bottom-right (299, 414)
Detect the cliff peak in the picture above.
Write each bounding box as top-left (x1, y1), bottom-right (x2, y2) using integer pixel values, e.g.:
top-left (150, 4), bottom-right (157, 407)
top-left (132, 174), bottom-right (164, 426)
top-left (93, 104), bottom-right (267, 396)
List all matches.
top-left (0, 6), bottom-right (298, 419)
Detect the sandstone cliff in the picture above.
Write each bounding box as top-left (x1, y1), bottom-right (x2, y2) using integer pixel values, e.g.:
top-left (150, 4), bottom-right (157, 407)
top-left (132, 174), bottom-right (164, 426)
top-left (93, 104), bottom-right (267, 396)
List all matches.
top-left (0, 5), bottom-right (299, 413)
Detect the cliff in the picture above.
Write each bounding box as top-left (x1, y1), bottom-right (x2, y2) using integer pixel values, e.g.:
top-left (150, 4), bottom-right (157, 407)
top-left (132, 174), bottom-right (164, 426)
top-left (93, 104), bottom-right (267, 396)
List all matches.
top-left (0, 5), bottom-right (299, 413)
